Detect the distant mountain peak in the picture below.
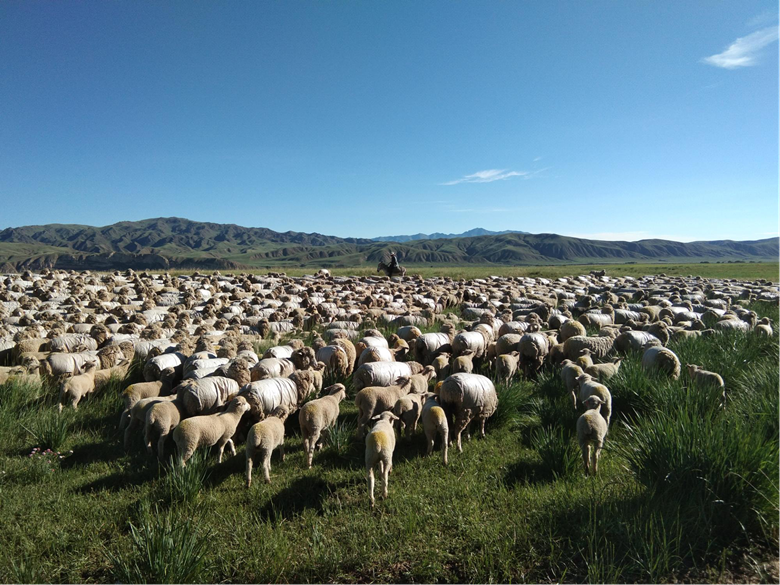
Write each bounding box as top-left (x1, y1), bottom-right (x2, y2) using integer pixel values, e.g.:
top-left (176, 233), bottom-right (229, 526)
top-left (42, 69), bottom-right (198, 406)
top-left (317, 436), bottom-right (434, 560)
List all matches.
top-left (372, 228), bottom-right (529, 243)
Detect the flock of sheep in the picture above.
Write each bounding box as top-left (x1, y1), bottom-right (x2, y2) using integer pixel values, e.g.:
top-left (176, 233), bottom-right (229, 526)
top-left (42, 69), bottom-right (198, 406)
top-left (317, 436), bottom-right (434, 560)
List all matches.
top-left (0, 268), bottom-right (776, 506)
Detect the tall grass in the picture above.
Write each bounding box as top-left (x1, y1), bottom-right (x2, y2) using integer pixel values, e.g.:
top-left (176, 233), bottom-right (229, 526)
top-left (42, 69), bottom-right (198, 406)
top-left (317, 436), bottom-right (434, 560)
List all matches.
top-left (23, 407), bottom-right (72, 451)
top-left (106, 502), bottom-right (211, 583)
top-left (161, 449), bottom-right (212, 505)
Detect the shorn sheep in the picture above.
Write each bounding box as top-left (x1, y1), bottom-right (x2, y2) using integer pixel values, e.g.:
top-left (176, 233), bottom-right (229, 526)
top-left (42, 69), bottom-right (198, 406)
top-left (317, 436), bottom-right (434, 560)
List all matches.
top-left (245, 404), bottom-right (291, 487)
top-left (365, 411), bottom-right (399, 507)
top-left (438, 373), bottom-right (498, 453)
top-left (299, 383), bottom-right (347, 469)
top-left (577, 395), bottom-right (608, 475)
top-left (355, 376), bottom-right (413, 436)
top-left (58, 362), bottom-right (98, 411)
top-left (173, 396), bottom-right (251, 466)
top-left (686, 363), bottom-right (724, 388)
top-left (392, 392), bottom-right (426, 438)
top-left (421, 393), bottom-right (448, 465)
top-left (575, 373), bottom-right (612, 426)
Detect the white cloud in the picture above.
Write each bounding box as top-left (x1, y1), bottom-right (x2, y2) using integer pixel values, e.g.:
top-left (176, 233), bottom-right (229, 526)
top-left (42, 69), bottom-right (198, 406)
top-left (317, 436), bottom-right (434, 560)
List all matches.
top-left (440, 169), bottom-right (528, 186)
top-left (702, 26), bottom-right (779, 69)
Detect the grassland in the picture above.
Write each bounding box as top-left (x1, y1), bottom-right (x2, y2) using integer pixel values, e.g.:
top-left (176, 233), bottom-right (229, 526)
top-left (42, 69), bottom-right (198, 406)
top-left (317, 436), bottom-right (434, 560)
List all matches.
top-left (171, 262), bottom-right (780, 282)
top-left (0, 303), bottom-right (777, 583)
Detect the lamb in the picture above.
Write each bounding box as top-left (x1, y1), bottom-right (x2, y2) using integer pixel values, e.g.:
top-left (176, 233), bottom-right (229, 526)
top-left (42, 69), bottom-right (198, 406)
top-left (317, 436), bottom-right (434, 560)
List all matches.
top-left (245, 404), bottom-right (290, 487)
top-left (392, 392), bottom-right (426, 437)
top-left (299, 383), bottom-right (347, 469)
top-left (118, 367), bottom-right (177, 430)
top-left (577, 395), bottom-right (608, 475)
top-left (560, 359), bottom-right (585, 408)
top-left (288, 369), bottom-right (320, 405)
top-left (431, 353), bottom-right (451, 381)
top-left (438, 373), bottom-right (498, 453)
top-left (409, 365), bottom-right (437, 394)
top-left (355, 376), bottom-right (413, 436)
top-left (58, 362), bottom-right (98, 411)
top-left (686, 364), bottom-right (725, 389)
top-left (585, 358), bottom-right (623, 382)
top-left (575, 373), bottom-right (612, 425)
top-left (755, 317), bottom-right (773, 336)
top-left (144, 398), bottom-right (187, 462)
top-left (123, 394), bottom-right (176, 451)
top-left (451, 350), bottom-right (476, 374)
top-left (173, 395), bottom-right (251, 466)
top-left (563, 335), bottom-right (614, 361)
top-left (641, 346), bottom-right (681, 380)
top-left (496, 351), bottom-right (520, 385)
top-left (576, 349), bottom-right (594, 370)
top-left (558, 319), bottom-right (586, 342)
top-left (365, 411), bottom-right (399, 508)
top-left (421, 393), bottom-right (449, 465)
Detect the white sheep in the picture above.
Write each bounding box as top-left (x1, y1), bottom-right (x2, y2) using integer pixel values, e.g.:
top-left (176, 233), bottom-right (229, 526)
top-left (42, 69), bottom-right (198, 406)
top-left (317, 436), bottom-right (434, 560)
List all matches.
top-left (686, 364), bottom-right (725, 389)
top-left (118, 367), bottom-right (177, 430)
top-left (365, 411), bottom-right (399, 508)
top-left (245, 404), bottom-right (291, 487)
top-left (298, 383), bottom-right (347, 469)
top-left (392, 392), bottom-right (426, 437)
top-left (575, 373), bottom-right (612, 426)
top-left (173, 396), bottom-right (251, 466)
top-left (496, 351), bottom-right (520, 385)
top-left (559, 359), bottom-right (584, 409)
top-left (123, 394), bottom-right (176, 451)
top-left (144, 398), bottom-right (186, 462)
top-left (421, 393), bottom-right (448, 465)
top-left (355, 376), bottom-right (413, 436)
top-left (584, 358), bottom-right (623, 382)
top-left (577, 395), bottom-right (608, 475)
top-left (58, 362), bottom-right (98, 411)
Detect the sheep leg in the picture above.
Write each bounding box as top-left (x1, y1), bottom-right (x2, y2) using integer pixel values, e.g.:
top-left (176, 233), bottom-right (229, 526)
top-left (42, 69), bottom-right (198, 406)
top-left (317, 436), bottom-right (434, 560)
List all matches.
top-left (426, 433), bottom-right (435, 456)
top-left (217, 440), bottom-right (227, 463)
top-left (144, 424), bottom-right (154, 454)
top-left (582, 444), bottom-right (591, 475)
top-left (279, 441), bottom-right (285, 462)
top-left (480, 416), bottom-right (487, 438)
top-left (226, 438), bottom-right (236, 457)
top-left (263, 453), bottom-right (272, 484)
top-left (157, 431), bottom-right (168, 463)
top-left (367, 467), bottom-right (375, 508)
top-left (318, 428), bottom-right (329, 450)
top-left (382, 459), bottom-right (391, 500)
top-left (452, 412), bottom-right (471, 453)
top-left (441, 428), bottom-right (449, 465)
top-left (571, 390), bottom-right (578, 410)
top-left (307, 429), bottom-right (320, 468)
top-left (593, 442), bottom-right (603, 474)
top-left (246, 454), bottom-right (253, 488)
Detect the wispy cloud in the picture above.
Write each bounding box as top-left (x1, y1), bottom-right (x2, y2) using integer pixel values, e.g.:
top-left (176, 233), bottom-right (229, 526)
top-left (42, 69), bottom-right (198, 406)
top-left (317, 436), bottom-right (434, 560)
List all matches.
top-left (702, 26), bottom-right (779, 69)
top-left (440, 166), bottom-right (551, 186)
top-left (440, 169), bottom-right (526, 186)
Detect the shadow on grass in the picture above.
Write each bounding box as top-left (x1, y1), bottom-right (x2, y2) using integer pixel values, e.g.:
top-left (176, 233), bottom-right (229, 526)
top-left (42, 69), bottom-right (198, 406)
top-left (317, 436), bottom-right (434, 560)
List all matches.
top-left (255, 475), bottom-right (336, 521)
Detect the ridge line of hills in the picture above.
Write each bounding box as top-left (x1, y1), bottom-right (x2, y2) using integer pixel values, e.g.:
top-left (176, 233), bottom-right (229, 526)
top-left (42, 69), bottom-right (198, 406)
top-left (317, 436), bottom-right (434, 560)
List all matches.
top-left (0, 217), bottom-right (776, 272)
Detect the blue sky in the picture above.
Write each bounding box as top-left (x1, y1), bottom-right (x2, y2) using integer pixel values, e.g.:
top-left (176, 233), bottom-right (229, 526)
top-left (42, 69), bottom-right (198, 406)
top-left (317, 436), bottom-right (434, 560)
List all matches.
top-left (1, 1), bottom-right (777, 242)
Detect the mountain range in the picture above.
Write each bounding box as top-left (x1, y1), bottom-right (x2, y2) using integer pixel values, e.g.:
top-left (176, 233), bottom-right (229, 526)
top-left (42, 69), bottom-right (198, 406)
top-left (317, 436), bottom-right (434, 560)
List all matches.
top-left (0, 217), bottom-right (776, 272)
top-left (372, 228), bottom-right (528, 242)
